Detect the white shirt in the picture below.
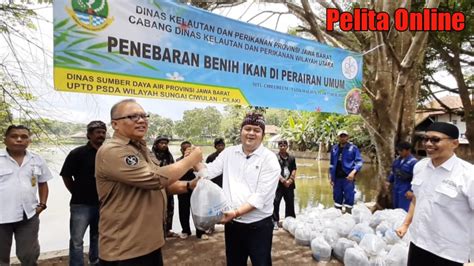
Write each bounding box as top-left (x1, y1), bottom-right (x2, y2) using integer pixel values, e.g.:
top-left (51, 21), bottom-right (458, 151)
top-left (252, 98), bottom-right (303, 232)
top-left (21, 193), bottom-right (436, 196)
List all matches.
top-left (409, 155), bottom-right (474, 263)
top-left (205, 144), bottom-right (280, 223)
top-left (0, 149), bottom-right (54, 224)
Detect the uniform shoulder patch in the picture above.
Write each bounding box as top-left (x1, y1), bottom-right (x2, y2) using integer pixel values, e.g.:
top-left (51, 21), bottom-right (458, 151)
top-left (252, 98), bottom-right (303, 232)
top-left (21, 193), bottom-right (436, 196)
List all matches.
top-left (125, 155), bottom-right (139, 166)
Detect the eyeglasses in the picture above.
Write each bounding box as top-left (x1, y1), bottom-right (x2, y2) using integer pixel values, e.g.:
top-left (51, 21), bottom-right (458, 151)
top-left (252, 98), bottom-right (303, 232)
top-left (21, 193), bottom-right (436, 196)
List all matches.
top-left (112, 114), bottom-right (149, 122)
top-left (421, 136), bottom-right (452, 144)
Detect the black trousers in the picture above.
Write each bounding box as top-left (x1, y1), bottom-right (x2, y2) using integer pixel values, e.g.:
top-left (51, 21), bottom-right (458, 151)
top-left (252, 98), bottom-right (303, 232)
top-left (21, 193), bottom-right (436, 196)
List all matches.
top-left (408, 242), bottom-right (462, 266)
top-left (177, 192), bottom-right (205, 237)
top-left (272, 186), bottom-right (295, 223)
top-left (99, 248), bottom-right (163, 266)
top-left (224, 216), bottom-right (273, 266)
top-left (165, 195), bottom-right (174, 232)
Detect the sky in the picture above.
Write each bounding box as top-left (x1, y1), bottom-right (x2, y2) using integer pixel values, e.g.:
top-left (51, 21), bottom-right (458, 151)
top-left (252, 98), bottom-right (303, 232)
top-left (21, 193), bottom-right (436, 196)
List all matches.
top-left (3, 1), bottom-right (300, 123)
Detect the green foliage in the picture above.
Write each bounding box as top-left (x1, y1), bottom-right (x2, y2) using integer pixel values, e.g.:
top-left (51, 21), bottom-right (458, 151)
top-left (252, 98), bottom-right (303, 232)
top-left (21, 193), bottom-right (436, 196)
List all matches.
top-left (218, 105), bottom-right (278, 144)
top-left (264, 108), bottom-right (291, 127)
top-left (174, 106), bottom-right (222, 141)
top-left (220, 105), bottom-right (246, 144)
top-left (280, 111), bottom-right (371, 152)
top-left (0, 3), bottom-right (37, 33)
top-left (280, 111), bottom-right (319, 151)
top-left (147, 113), bottom-right (174, 139)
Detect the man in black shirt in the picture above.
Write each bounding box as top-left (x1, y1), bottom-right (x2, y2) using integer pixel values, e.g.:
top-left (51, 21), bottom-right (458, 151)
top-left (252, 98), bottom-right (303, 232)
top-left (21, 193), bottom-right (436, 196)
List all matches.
top-left (205, 137), bottom-right (225, 187)
top-left (60, 121), bottom-right (106, 266)
top-left (273, 139), bottom-right (297, 229)
top-left (152, 135), bottom-right (178, 238)
top-left (176, 141), bottom-right (207, 240)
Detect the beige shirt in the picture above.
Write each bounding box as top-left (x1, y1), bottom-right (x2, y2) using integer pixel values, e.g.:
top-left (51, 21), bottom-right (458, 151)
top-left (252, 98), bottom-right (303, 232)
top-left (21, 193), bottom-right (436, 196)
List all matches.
top-left (95, 133), bottom-right (168, 261)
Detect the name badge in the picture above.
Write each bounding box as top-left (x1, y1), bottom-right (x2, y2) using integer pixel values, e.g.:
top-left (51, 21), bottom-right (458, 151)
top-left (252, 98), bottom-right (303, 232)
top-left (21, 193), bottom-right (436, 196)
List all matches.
top-left (31, 175), bottom-right (37, 187)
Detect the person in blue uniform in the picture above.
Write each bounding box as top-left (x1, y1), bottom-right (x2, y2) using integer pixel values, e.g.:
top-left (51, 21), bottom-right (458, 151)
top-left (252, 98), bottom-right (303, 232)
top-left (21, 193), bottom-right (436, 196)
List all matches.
top-left (329, 130), bottom-right (363, 213)
top-left (387, 141), bottom-right (418, 211)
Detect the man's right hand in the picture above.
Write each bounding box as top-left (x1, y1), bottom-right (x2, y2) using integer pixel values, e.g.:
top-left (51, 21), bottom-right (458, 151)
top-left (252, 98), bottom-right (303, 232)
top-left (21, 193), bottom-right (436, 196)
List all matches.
top-left (329, 179), bottom-right (334, 187)
top-left (220, 210), bottom-right (237, 224)
top-left (396, 224), bottom-right (409, 238)
top-left (187, 146), bottom-right (203, 163)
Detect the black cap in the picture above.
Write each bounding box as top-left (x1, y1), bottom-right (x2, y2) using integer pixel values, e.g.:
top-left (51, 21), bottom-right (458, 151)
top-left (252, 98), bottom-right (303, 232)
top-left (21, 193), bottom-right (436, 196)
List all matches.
top-left (154, 135), bottom-right (170, 143)
top-left (426, 122), bottom-right (459, 139)
top-left (87, 121), bottom-right (106, 133)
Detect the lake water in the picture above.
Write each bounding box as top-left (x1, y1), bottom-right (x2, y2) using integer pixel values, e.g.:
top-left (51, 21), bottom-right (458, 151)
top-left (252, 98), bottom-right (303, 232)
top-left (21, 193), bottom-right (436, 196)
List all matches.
top-left (9, 144), bottom-right (379, 255)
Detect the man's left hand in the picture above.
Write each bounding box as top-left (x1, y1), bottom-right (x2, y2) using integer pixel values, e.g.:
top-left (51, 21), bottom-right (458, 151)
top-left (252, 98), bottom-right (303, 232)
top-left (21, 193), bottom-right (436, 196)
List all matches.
top-left (220, 210), bottom-right (237, 224)
top-left (35, 206), bottom-right (45, 215)
top-left (189, 176), bottom-right (200, 190)
top-left (347, 172), bottom-right (355, 181)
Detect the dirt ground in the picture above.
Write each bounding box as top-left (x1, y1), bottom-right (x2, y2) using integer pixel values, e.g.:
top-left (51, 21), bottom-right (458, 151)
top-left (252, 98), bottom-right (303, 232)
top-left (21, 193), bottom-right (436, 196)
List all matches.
top-left (14, 227), bottom-right (343, 266)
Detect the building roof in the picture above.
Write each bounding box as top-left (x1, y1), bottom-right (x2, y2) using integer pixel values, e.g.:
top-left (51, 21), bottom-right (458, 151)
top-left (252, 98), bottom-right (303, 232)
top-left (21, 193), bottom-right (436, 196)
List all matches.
top-left (415, 95), bottom-right (464, 126)
top-left (265, 125), bottom-right (280, 135)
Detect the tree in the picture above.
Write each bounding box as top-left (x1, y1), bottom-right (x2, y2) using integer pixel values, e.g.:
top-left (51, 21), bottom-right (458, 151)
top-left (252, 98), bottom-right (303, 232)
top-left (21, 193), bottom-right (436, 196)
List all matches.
top-left (147, 113), bottom-right (174, 140)
top-left (219, 105), bottom-right (270, 144)
top-left (421, 1), bottom-right (473, 157)
top-left (220, 105), bottom-right (247, 144)
top-left (264, 108), bottom-right (292, 127)
top-left (1, 1), bottom-right (60, 140)
top-left (284, 0), bottom-right (438, 186)
top-left (280, 111), bottom-right (319, 151)
top-left (174, 106), bottom-right (222, 141)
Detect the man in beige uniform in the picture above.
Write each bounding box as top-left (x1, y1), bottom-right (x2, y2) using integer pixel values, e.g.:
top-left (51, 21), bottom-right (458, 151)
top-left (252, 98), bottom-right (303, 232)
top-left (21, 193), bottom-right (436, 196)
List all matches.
top-left (95, 99), bottom-right (202, 266)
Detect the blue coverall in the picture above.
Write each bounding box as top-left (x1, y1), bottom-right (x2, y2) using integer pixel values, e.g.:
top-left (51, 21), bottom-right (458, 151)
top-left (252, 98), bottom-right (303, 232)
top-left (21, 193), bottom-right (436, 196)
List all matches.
top-left (329, 143), bottom-right (364, 209)
top-left (387, 154), bottom-right (417, 211)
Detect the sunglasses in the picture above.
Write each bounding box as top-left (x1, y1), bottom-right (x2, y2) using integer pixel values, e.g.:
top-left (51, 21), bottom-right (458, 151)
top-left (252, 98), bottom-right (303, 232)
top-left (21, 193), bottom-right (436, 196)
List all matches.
top-left (113, 114), bottom-right (149, 122)
top-left (421, 136), bottom-right (452, 144)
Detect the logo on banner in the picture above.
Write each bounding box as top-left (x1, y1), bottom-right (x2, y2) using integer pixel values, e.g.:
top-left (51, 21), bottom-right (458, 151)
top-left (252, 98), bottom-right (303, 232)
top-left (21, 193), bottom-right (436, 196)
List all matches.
top-left (66, 0), bottom-right (113, 31)
top-left (342, 56), bottom-right (358, 80)
top-left (345, 88), bottom-right (362, 114)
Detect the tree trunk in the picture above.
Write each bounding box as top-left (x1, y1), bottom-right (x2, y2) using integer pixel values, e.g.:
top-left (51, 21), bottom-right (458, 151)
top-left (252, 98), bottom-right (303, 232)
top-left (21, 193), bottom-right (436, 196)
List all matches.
top-left (286, 0), bottom-right (440, 209)
top-left (447, 51), bottom-right (474, 159)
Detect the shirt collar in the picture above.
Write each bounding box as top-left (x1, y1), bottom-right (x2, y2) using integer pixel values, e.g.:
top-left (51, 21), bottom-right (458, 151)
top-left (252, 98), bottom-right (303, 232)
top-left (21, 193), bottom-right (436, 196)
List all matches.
top-left (85, 141), bottom-right (96, 150)
top-left (0, 148), bottom-right (32, 162)
top-left (235, 143), bottom-right (265, 158)
top-left (427, 154), bottom-right (458, 171)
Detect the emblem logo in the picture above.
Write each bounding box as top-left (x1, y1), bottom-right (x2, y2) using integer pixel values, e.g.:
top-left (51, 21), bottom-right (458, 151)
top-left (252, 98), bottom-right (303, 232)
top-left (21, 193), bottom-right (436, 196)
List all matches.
top-left (342, 56), bottom-right (358, 80)
top-left (125, 155), bottom-right (139, 166)
top-left (66, 0), bottom-right (113, 31)
top-left (345, 88), bottom-right (362, 114)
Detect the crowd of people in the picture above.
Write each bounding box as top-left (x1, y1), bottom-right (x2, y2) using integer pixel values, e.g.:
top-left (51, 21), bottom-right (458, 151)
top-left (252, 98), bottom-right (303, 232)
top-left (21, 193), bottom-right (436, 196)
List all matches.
top-left (0, 99), bottom-right (472, 266)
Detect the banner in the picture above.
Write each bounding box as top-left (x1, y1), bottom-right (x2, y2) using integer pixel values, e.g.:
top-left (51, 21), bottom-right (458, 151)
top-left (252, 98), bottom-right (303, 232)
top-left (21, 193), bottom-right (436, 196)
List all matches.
top-left (53, 0), bottom-right (363, 114)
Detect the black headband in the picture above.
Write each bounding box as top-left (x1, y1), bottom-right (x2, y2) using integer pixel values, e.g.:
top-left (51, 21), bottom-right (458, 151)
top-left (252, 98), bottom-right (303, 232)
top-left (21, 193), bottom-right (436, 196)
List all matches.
top-left (241, 113), bottom-right (265, 133)
top-left (426, 122), bottom-right (459, 139)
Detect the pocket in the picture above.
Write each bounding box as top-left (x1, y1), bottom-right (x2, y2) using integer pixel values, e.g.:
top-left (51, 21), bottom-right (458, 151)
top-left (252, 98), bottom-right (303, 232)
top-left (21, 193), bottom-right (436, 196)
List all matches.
top-left (0, 169), bottom-right (13, 183)
top-left (433, 184), bottom-right (461, 208)
top-left (410, 178), bottom-right (423, 196)
top-left (32, 165), bottom-right (42, 177)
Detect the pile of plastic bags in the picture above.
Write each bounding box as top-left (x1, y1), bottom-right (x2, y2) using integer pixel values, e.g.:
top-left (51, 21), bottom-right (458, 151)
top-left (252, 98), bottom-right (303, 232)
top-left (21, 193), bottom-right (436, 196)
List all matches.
top-left (283, 204), bottom-right (410, 265)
